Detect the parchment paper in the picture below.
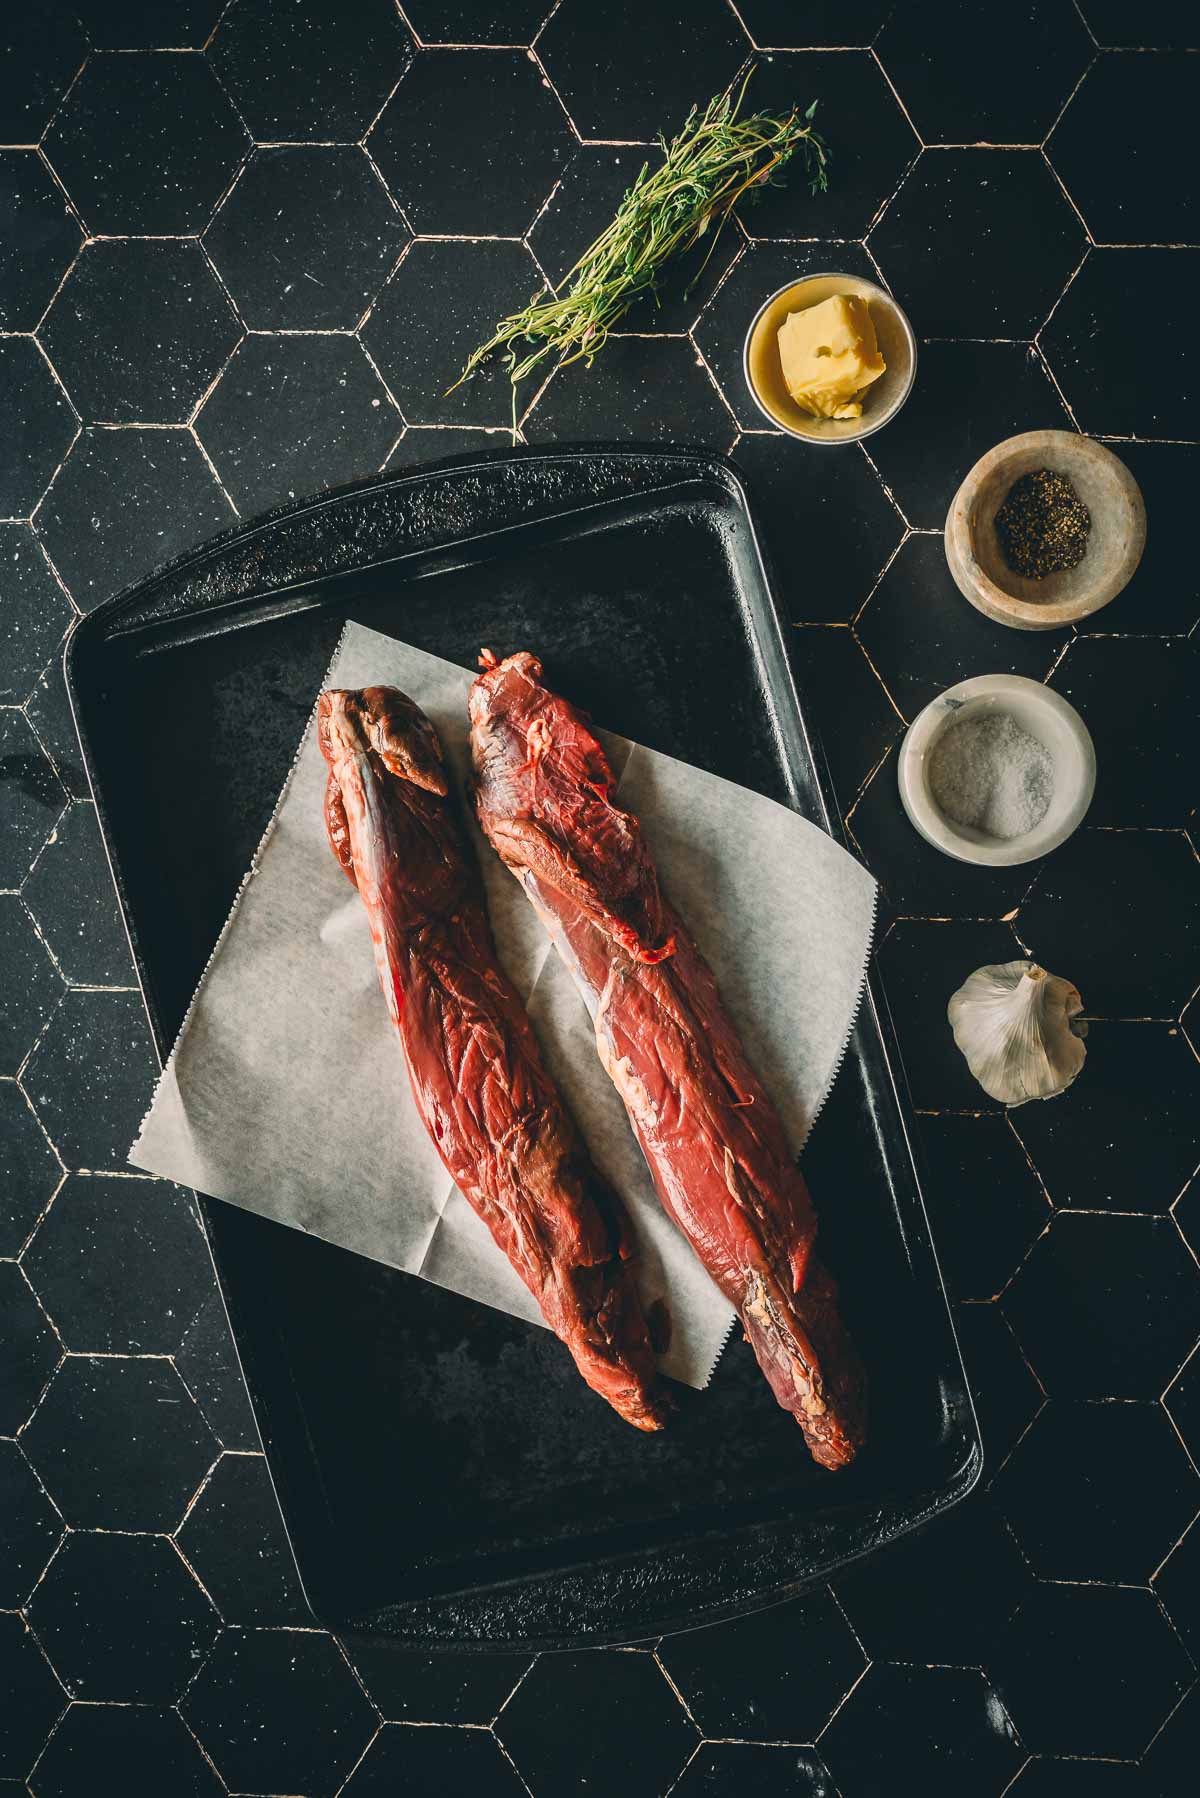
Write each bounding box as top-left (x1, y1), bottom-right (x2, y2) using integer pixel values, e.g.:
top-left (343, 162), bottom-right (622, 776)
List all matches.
top-left (131, 621), bottom-right (877, 1387)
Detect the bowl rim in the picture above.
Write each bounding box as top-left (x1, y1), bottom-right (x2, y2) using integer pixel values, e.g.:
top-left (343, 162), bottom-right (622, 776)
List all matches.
top-left (741, 272), bottom-right (918, 445)
top-left (897, 673), bottom-right (1097, 867)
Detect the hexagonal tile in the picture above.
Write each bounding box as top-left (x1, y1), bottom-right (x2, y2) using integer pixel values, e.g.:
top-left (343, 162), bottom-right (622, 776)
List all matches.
top-left (0, 896), bottom-right (63, 1078)
top-left (1077, 1), bottom-right (1197, 47)
top-left (1040, 250), bottom-right (1198, 438)
top-left (870, 150), bottom-right (1084, 338)
top-left (738, 52), bottom-right (918, 237)
top-left (1049, 638), bottom-right (1194, 828)
top-left (525, 335), bottom-right (732, 446)
top-left (735, 3), bottom-right (891, 49)
top-left (993, 1582), bottom-right (1191, 1759)
top-left (1010, 1024), bottom-right (1200, 1213)
top-left (0, 153), bottom-right (81, 333)
top-left (876, 1), bottom-right (1091, 145)
top-left (1154, 1514), bottom-right (1200, 1664)
top-left (195, 333), bottom-right (400, 515)
top-left (1174, 1181), bottom-right (1200, 1265)
top-left (28, 1531), bottom-right (219, 1702)
top-left (1080, 444), bottom-right (1200, 635)
top-left (403, 3), bottom-right (551, 43)
top-left (786, 627), bottom-right (902, 815)
top-left (1007, 1758), bottom-right (1154, 1796)
top-left (39, 240), bottom-right (242, 426)
top-left (1002, 1212), bottom-right (1200, 1399)
top-left (997, 1399), bottom-right (1199, 1581)
top-left (820, 1664), bottom-right (1023, 1798)
top-left (43, 52), bottom-right (249, 236)
top-left (23, 987), bottom-right (158, 1170)
top-left (672, 1744), bottom-right (837, 1796)
top-left (211, 0), bottom-right (415, 142)
top-left (342, 1723), bottom-right (526, 1795)
top-left (0, 16), bottom-right (87, 146)
top-left (0, 524), bottom-right (73, 704)
top-left (537, 0), bottom-right (747, 142)
top-left (0, 337), bottom-right (77, 521)
top-left (34, 427), bottom-right (235, 611)
top-left (369, 48), bottom-right (572, 237)
top-left (1143, 1682), bottom-right (1200, 1798)
top-left (23, 1174), bottom-right (212, 1354)
top-left (909, 1114), bottom-right (1048, 1302)
top-left (865, 341), bottom-right (1072, 531)
top-left (0, 709), bottom-right (67, 889)
top-left (1048, 53), bottom-right (1198, 245)
top-left (1165, 1350), bottom-right (1200, 1465)
top-left (0, 1440), bottom-right (61, 1609)
top-left (182, 1627), bottom-right (377, 1796)
top-left (875, 918), bottom-right (1026, 1110)
top-left (72, 2), bottom-right (227, 50)
top-left (176, 1290), bottom-right (260, 1450)
top-left (0, 1079), bottom-right (60, 1257)
top-left (22, 1355), bottom-right (217, 1531)
top-left (1019, 830), bottom-right (1200, 1019)
top-left (384, 425), bottom-right (512, 470)
top-left (953, 1300), bottom-right (1044, 1476)
top-left (0, 1258), bottom-right (60, 1433)
top-left (28, 1701), bottom-right (224, 1798)
top-left (362, 238), bottom-right (547, 427)
top-left (177, 1453), bottom-right (308, 1625)
top-left (205, 146), bottom-right (407, 332)
top-left (0, 1612), bottom-right (65, 1782)
top-left (343, 1636), bottom-right (529, 1724)
top-left (25, 656), bottom-right (89, 800)
top-left (496, 1651), bottom-right (697, 1797)
top-left (22, 803), bottom-right (132, 987)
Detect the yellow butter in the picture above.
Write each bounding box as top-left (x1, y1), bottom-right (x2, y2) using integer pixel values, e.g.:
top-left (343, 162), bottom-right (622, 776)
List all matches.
top-left (777, 293), bottom-right (886, 421)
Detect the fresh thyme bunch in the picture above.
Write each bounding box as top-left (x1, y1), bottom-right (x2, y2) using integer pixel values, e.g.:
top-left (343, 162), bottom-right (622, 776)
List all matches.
top-left (449, 69), bottom-right (828, 421)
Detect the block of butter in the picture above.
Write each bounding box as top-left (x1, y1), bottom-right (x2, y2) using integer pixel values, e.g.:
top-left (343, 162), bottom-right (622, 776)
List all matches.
top-left (777, 293), bottom-right (886, 420)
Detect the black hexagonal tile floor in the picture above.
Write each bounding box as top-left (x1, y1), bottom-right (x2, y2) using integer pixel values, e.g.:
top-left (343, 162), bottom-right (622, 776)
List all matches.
top-left (787, 627), bottom-right (902, 816)
top-left (855, 535), bottom-right (1066, 724)
top-left (23, 1174), bottom-right (212, 1354)
top-left (363, 239), bottom-right (545, 427)
top-left (28, 1531), bottom-right (219, 1703)
top-left (0, 337), bottom-right (77, 521)
top-left (72, 1), bottom-right (227, 50)
top-left (205, 146), bottom-right (407, 332)
top-left (0, 153), bottom-right (81, 333)
top-left (672, 1743), bottom-right (837, 1796)
top-left (212, 0), bottom-right (415, 142)
top-left (875, 918), bottom-right (1026, 1110)
top-left (0, 524), bottom-right (73, 704)
top-left (177, 1452), bottom-right (308, 1625)
top-left (404, 4), bottom-right (551, 44)
top-left (1173, 1181), bottom-right (1200, 1265)
top-left (909, 1113), bottom-right (1048, 1301)
top-left (1040, 249), bottom-right (1198, 438)
top-left (370, 48), bottom-right (571, 237)
top-left (0, 16), bottom-right (87, 146)
top-left (1018, 830), bottom-right (1200, 1019)
top-left (0, 709), bottom-right (68, 889)
top-left (195, 333), bottom-right (400, 515)
top-left (1007, 1757), bottom-right (1154, 1796)
top-left (876, 1), bottom-right (1092, 145)
top-left (0, 1612), bottom-right (66, 1783)
top-left (537, 0), bottom-right (747, 143)
top-left (0, 896), bottom-right (63, 1077)
top-left (738, 52), bottom-right (918, 238)
top-left (525, 335), bottom-right (732, 447)
top-left (22, 987), bottom-right (159, 1171)
top-left (341, 1723), bottom-right (526, 1795)
top-left (496, 1651), bottom-right (697, 1798)
top-left (659, 1588), bottom-right (865, 1741)
top-left (183, 1627), bottom-right (378, 1796)
top-left (39, 239), bottom-right (241, 427)
top-left (1154, 1513), bottom-right (1199, 1665)
top-left (735, 2), bottom-right (891, 49)
top-left (1143, 1682), bottom-right (1200, 1798)
top-left (1049, 637), bottom-right (1194, 828)
top-left (1082, 443), bottom-right (1200, 635)
top-left (23, 803), bottom-right (132, 988)
top-left (1049, 53), bottom-right (1199, 245)
top-left (34, 426), bottom-right (235, 611)
top-left (820, 1664), bottom-right (1023, 1798)
top-left (22, 1354), bottom-right (217, 1531)
top-left (993, 1581), bottom-right (1192, 1759)
top-left (43, 52), bottom-right (249, 236)
top-left (870, 150), bottom-right (1085, 339)
top-left (384, 426), bottom-right (513, 470)
top-left (1010, 1024), bottom-right (1200, 1213)
top-left (343, 1636), bottom-right (529, 1724)
top-left (865, 341), bottom-right (1072, 531)
top-left (1164, 1351), bottom-right (1200, 1465)
top-left (27, 1701), bottom-right (224, 1798)
top-left (954, 1301), bottom-right (1044, 1475)
top-left (834, 1492), bottom-right (1031, 1664)
top-left (0, 1439), bottom-right (61, 1610)
top-left (176, 1290), bottom-right (260, 1450)
top-left (1002, 1212), bottom-right (1200, 1399)
top-left (25, 656), bottom-right (90, 801)
top-left (1077, 1), bottom-right (1198, 47)
top-left (0, 1080), bottom-right (60, 1258)
top-left (997, 1398), bottom-right (1198, 1581)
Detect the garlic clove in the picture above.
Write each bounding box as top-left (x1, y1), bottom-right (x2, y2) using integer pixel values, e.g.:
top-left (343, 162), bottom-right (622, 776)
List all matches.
top-left (947, 960), bottom-right (1086, 1108)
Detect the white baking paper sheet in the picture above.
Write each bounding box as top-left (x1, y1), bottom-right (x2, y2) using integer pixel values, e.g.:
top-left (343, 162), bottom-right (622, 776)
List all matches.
top-left (131, 621), bottom-right (877, 1388)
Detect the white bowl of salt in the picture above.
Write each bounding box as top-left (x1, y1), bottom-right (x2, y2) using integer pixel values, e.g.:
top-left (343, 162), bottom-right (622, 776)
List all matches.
top-left (897, 674), bottom-right (1096, 867)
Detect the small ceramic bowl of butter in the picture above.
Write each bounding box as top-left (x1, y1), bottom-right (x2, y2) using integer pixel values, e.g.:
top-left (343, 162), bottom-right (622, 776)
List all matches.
top-left (742, 272), bottom-right (916, 445)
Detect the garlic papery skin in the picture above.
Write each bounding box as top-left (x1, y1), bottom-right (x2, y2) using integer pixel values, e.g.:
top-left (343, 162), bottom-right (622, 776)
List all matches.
top-left (947, 961), bottom-right (1087, 1107)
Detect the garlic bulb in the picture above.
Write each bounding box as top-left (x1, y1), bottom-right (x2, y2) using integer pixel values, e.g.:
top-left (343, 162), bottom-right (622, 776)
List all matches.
top-left (947, 961), bottom-right (1086, 1107)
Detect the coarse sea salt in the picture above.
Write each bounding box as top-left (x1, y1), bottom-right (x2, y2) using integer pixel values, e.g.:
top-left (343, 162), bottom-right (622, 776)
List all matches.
top-left (928, 709), bottom-right (1054, 841)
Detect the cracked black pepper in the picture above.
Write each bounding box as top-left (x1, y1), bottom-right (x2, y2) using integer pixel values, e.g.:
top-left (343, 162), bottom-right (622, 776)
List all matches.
top-left (995, 468), bottom-right (1091, 581)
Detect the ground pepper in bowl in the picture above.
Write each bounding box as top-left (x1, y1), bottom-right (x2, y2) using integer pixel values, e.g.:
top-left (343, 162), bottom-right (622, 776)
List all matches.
top-left (995, 467), bottom-right (1091, 580)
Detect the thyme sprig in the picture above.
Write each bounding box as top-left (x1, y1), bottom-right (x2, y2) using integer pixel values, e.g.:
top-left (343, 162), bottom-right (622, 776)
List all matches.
top-left (448, 69), bottom-right (828, 421)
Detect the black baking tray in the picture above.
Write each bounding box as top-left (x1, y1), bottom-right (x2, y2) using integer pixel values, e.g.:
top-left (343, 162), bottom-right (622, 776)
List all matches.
top-left (67, 445), bottom-right (980, 1649)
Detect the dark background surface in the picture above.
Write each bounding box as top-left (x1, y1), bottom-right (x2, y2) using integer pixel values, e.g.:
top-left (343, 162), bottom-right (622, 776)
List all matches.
top-left (1, 2), bottom-right (1197, 1794)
